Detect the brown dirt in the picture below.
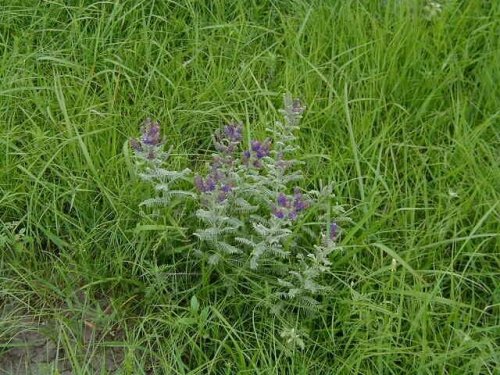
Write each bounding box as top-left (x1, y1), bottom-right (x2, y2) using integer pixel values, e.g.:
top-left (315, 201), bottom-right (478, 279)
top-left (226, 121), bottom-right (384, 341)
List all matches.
top-left (0, 321), bottom-right (124, 374)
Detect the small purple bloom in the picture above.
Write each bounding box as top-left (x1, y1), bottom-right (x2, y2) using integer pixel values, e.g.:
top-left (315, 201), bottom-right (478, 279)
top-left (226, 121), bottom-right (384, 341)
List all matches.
top-left (257, 139), bottom-right (272, 158)
top-left (242, 138), bottom-right (271, 169)
top-left (329, 222), bottom-right (338, 241)
top-left (214, 123), bottom-right (243, 155)
top-left (294, 199), bottom-right (308, 212)
top-left (242, 150), bottom-right (251, 164)
top-left (250, 139), bottom-right (271, 159)
top-left (223, 123), bottom-right (243, 142)
top-left (273, 207), bottom-right (285, 219)
top-left (256, 149), bottom-right (268, 159)
top-left (205, 177), bottom-right (216, 192)
top-left (292, 188), bottom-right (309, 212)
top-left (251, 140), bottom-right (261, 152)
top-left (277, 193), bottom-right (289, 207)
top-left (194, 175), bottom-right (216, 193)
top-left (221, 184), bottom-right (232, 193)
top-left (288, 211), bottom-right (298, 220)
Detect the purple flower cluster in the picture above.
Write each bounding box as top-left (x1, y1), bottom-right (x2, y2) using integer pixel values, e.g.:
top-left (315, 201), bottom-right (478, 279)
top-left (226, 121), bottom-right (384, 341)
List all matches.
top-left (272, 187), bottom-right (309, 220)
top-left (194, 169), bottom-right (234, 202)
top-left (130, 118), bottom-right (163, 159)
top-left (242, 138), bottom-right (271, 168)
top-left (194, 157), bottom-right (234, 202)
top-left (214, 123), bottom-right (243, 154)
top-left (223, 123), bottom-right (243, 142)
top-left (194, 175), bottom-right (216, 193)
top-left (195, 125), bottom-right (241, 203)
top-left (141, 118), bottom-right (162, 146)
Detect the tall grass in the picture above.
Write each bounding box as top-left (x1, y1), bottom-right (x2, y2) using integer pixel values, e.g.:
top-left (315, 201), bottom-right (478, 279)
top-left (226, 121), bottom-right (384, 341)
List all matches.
top-left (1, 0), bottom-right (498, 373)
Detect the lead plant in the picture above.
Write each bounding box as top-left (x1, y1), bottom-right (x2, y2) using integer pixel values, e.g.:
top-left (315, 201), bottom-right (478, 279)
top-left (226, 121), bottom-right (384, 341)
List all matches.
top-left (129, 118), bottom-right (194, 212)
top-left (129, 94), bottom-right (346, 308)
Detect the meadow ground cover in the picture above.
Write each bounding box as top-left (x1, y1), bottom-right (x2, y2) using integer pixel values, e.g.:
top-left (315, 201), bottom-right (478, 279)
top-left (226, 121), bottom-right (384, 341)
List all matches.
top-left (0, 0), bottom-right (499, 374)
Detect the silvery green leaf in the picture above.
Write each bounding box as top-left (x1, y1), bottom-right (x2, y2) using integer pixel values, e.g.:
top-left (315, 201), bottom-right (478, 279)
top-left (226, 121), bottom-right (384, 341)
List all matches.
top-left (217, 242), bottom-right (241, 255)
top-left (224, 216), bottom-right (243, 229)
top-left (249, 256), bottom-right (259, 270)
top-left (270, 247), bottom-right (289, 258)
top-left (195, 209), bottom-right (220, 224)
top-left (234, 237), bottom-right (256, 247)
top-left (304, 279), bottom-right (320, 293)
top-left (298, 296), bottom-right (320, 307)
top-left (252, 223), bottom-right (269, 236)
top-left (208, 254), bottom-right (220, 265)
top-left (194, 228), bottom-right (223, 241)
top-left (154, 188), bottom-right (196, 199)
top-left (234, 198), bottom-right (258, 212)
top-left (278, 278), bottom-right (294, 288)
top-left (190, 295), bottom-right (199, 313)
top-left (139, 197), bottom-right (171, 207)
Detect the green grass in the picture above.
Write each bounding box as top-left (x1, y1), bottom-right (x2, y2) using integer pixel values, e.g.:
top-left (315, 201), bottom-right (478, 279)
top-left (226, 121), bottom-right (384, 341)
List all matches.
top-left (1, 0), bottom-right (499, 373)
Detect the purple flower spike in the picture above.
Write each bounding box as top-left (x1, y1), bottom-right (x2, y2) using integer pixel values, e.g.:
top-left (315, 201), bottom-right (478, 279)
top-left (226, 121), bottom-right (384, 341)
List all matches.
top-left (214, 123), bottom-right (242, 155)
top-left (329, 222), bottom-right (338, 241)
top-left (223, 123), bottom-right (243, 142)
top-left (141, 118), bottom-right (162, 146)
top-left (205, 177), bottom-right (216, 192)
top-left (194, 175), bottom-right (216, 193)
top-left (217, 184), bottom-right (233, 202)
